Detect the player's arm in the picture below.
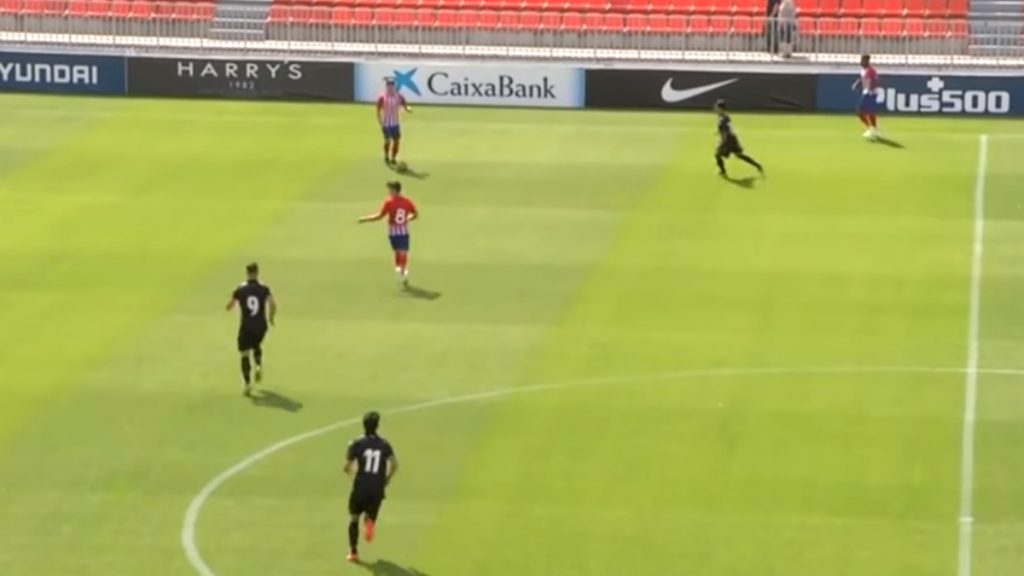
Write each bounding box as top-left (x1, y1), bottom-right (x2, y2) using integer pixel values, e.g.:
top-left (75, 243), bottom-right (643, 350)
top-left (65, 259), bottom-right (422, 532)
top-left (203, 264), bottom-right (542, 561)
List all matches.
top-left (407, 201), bottom-right (419, 222)
top-left (386, 454), bottom-right (398, 485)
top-left (400, 95), bottom-right (412, 114)
top-left (225, 290), bottom-right (239, 311)
top-left (851, 76), bottom-right (862, 91)
top-left (358, 201), bottom-right (389, 223)
top-left (376, 98), bottom-right (385, 126)
top-left (267, 293), bottom-right (277, 326)
top-left (344, 442), bottom-right (358, 475)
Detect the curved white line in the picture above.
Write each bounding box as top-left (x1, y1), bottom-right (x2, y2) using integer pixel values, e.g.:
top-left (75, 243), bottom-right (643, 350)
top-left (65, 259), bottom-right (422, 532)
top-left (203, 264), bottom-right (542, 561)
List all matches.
top-left (182, 365), bottom-right (1024, 576)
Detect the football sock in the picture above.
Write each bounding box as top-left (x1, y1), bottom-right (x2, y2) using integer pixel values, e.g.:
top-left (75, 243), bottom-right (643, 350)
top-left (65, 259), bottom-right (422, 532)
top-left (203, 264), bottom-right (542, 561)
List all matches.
top-left (397, 252), bottom-right (408, 269)
top-left (715, 155), bottom-right (726, 174)
top-left (858, 113), bottom-right (870, 127)
top-left (383, 142), bottom-right (390, 161)
top-left (348, 519), bottom-right (359, 553)
top-left (391, 140), bottom-right (400, 161)
top-left (241, 356), bottom-right (252, 384)
top-left (868, 115), bottom-right (878, 128)
top-left (393, 252), bottom-right (402, 267)
top-left (253, 347), bottom-right (263, 368)
top-left (737, 154), bottom-right (763, 171)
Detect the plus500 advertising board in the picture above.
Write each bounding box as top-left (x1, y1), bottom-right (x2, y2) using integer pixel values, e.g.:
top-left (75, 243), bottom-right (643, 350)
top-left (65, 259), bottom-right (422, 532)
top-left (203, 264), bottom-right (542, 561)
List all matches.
top-left (0, 51), bottom-right (126, 95)
top-left (817, 73), bottom-right (1024, 116)
top-left (354, 62), bottom-right (584, 108)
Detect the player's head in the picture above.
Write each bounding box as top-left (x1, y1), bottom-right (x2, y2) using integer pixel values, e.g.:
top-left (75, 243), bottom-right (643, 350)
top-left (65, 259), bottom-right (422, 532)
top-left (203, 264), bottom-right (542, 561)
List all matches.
top-left (363, 411), bottom-right (381, 435)
top-left (713, 98), bottom-right (727, 115)
top-left (860, 54), bottom-right (871, 68)
top-left (386, 180), bottom-right (402, 196)
top-left (384, 77), bottom-right (397, 95)
top-left (245, 262), bottom-right (259, 280)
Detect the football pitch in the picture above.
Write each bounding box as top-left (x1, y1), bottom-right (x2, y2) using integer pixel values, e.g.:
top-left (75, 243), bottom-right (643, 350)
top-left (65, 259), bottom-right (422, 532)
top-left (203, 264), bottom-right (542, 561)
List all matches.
top-left (2, 93), bottom-right (1024, 576)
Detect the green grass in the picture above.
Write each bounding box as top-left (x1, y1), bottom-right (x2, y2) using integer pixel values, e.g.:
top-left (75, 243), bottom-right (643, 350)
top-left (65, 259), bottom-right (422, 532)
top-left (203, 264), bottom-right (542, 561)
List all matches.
top-left (1, 94), bottom-right (1023, 576)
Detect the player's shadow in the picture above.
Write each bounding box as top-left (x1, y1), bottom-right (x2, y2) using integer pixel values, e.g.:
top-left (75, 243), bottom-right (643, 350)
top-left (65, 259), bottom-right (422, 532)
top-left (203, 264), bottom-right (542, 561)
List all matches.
top-left (358, 559), bottom-right (429, 576)
top-left (249, 389), bottom-right (303, 413)
top-left (388, 163), bottom-right (430, 180)
top-left (401, 284), bottom-right (442, 300)
top-left (872, 137), bottom-right (906, 149)
top-left (723, 175), bottom-right (758, 189)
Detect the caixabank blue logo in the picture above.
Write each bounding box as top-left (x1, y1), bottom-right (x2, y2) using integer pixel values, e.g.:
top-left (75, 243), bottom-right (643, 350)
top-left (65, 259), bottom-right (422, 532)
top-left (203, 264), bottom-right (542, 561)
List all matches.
top-left (817, 73), bottom-right (1024, 116)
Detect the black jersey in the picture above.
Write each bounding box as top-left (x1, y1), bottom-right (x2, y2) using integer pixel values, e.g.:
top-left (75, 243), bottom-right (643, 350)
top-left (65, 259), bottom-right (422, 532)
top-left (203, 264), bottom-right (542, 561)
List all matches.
top-left (717, 113), bottom-right (735, 139)
top-left (232, 280), bottom-right (272, 330)
top-left (347, 434), bottom-right (395, 494)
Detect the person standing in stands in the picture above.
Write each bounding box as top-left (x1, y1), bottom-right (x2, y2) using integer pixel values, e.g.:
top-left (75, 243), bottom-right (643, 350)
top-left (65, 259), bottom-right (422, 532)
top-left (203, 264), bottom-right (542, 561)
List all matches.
top-left (775, 0), bottom-right (797, 58)
top-left (765, 0), bottom-right (781, 54)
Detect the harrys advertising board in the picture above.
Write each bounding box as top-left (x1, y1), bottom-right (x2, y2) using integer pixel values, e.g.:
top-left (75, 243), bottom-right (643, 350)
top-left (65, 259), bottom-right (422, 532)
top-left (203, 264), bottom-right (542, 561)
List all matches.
top-left (354, 62), bottom-right (584, 108)
top-left (0, 51), bottom-right (126, 95)
top-left (817, 73), bottom-right (1024, 116)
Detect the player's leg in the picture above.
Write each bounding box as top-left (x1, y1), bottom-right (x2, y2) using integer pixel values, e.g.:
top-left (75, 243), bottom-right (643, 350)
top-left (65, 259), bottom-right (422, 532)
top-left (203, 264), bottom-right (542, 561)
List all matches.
top-left (382, 127), bottom-right (392, 165)
top-left (715, 143), bottom-right (728, 176)
top-left (395, 236), bottom-right (410, 285)
top-left (237, 331), bottom-right (253, 395)
top-left (251, 329), bottom-right (266, 383)
top-left (347, 492), bottom-right (364, 562)
top-left (390, 132), bottom-right (401, 165)
top-left (730, 138), bottom-right (763, 174)
top-left (364, 497), bottom-right (383, 543)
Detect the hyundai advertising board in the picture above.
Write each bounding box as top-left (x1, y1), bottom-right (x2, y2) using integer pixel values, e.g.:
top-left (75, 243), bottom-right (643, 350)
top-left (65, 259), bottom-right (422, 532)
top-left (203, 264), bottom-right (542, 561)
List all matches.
top-left (817, 74), bottom-right (1024, 116)
top-left (0, 51), bottom-right (126, 95)
top-left (354, 62), bottom-right (585, 108)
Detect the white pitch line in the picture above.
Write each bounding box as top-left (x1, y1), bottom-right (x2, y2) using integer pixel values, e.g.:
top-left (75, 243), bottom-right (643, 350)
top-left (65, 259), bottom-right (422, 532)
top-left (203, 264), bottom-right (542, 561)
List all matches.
top-left (958, 133), bottom-right (989, 576)
top-left (182, 364), bottom-right (1024, 576)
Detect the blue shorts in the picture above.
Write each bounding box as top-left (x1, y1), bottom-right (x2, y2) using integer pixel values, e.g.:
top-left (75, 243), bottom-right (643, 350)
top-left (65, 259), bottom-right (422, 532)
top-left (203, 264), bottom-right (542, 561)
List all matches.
top-left (382, 125), bottom-right (401, 140)
top-left (858, 92), bottom-right (879, 113)
top-left (389, 235), bottom-right (410, 252)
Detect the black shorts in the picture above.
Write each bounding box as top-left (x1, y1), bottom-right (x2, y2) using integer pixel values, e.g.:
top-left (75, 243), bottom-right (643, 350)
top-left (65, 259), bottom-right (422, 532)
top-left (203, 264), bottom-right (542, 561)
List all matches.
top-left (349, 488), bottom-right (385, 520)
top-left (717, 135), bottom-right (744, 157)
top-left (237, 325), bottom-right (267, 352)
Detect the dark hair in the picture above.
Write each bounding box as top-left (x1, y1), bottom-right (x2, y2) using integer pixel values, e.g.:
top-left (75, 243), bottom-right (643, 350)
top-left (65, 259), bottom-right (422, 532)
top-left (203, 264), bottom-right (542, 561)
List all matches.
top-left (246, 262), bottom-right (259, 275)
top-left (714, 98), bottom-right (727, 110)
top-left (363, 411), bottom-right (381, 435)
top-left (387, 181), bottom-right (402, 193)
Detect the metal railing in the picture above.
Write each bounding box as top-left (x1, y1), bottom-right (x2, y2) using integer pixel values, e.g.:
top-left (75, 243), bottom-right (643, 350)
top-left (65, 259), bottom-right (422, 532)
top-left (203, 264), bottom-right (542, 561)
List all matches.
top-left (1, 2), bottom-right (1023, 66)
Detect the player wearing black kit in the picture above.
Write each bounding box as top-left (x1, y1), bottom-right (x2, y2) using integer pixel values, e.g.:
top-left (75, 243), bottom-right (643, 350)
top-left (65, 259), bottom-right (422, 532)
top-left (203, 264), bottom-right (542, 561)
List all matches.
top-left (225, 262), bottom-right (276, 396)
top-left (714, 99), bottom-right (764, 178)
top-left (344, 411), bottom-right (398, 563)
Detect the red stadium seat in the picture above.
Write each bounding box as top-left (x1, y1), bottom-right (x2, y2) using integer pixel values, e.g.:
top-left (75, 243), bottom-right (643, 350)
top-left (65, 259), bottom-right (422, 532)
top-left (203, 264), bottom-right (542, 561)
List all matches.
top-left (605, 12), bottom-right (625, 30)
top-left (841, 0), bottom-right (863, 16)
top-left (129, 0), bottom-right (153, 17)
top-left (583, 11), bottom-right (604, 29)
top-left (562, 10), bottom-right (583, 29)
top-left (0, 0), bottom-right (20, 15)
top-left (625, 12), bottom-right (648, 31)
top-left (815, 0), bottom-right (840, 15)
top-left (709, 14), bottom-right (730, 33)
top-left (881, 17), bottom-right (904, 35)
top-left (861, 17), bottom-right (882, 35)
top-left (519, 10), bottom-right (541, 28)
top-left (903, 0), bottom-right (924, 12)
top-left (331, 5), bottom-right (352, 22)
top-left (477, 9), bottom-right (499, 27)
top-left (435, 8), bottom-right (458, 25)
top-left (539, 10), bottom-right (560, 28)
top-left (947, 0), bottom-right (966, 16)
top-left (924, 0), bottom-right (946, 15)
top-left (689, 14), bottom-right (710, 32)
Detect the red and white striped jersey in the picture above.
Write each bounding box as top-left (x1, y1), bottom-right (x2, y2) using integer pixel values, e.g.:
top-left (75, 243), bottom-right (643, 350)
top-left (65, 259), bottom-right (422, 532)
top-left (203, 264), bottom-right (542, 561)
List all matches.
top-left (379, 195), bottom-right (417, 236)
top-left (377, 93), bottom-right (406, 128)
top-left (860, 66), bottom-right (879, 94)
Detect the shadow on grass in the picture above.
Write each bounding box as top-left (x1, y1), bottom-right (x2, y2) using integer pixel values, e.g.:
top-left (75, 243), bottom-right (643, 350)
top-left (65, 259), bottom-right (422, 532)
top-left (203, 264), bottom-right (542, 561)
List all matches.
top-left (401, 284), bottom-right (442, 301)
top-left (249, 389), bottom-right (303, 413)
top-left (358, 559), bottom-right (430, 576)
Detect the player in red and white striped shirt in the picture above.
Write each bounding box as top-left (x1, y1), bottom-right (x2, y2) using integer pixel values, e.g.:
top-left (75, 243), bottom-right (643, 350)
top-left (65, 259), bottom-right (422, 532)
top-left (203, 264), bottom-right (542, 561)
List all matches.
top-left (377, 78), bottom-right (412, 166)
top-left (358, 181), bottom-right (419, 286)
top-left (852, 54), bottom-right (882, 140)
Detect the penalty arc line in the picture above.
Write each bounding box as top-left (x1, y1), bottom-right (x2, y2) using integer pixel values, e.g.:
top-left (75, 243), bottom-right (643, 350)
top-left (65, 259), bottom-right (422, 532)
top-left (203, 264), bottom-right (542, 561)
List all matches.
top-left (958, 133), bottom-right (989, 576)
top-left (182, 364), bottom-right (1021, 576)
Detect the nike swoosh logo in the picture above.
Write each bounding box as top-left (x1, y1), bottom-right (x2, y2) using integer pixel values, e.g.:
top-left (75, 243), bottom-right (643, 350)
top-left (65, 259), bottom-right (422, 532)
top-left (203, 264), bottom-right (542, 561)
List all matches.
top-left (661, 78), bottom-right (739, 103)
